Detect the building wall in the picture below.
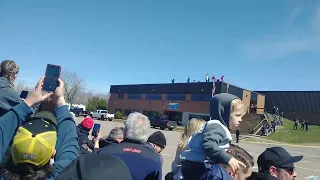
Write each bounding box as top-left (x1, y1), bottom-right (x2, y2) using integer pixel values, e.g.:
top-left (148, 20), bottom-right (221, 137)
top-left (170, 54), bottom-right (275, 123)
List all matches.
top-left (257, 91), bottom-right (320, 125)
top-left (109, 83), bottom-right (265, 125)
top-left (109, 97), bottom-right (210, 115)
top-left (242, 90), bottom-right (251, 113)
top-left (256, 94), bottom-right (265, 114)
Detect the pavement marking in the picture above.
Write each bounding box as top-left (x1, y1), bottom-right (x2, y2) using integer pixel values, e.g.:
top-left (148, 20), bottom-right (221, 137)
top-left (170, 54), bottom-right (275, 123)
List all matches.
top-left (253, 166), bottom-right (320, 173)
top-left (241, 141), bottom-right (320, 149)
top-left (162, 153), bottom-right (175, 158)
top-left (296, 166), bottom-right (320, 173)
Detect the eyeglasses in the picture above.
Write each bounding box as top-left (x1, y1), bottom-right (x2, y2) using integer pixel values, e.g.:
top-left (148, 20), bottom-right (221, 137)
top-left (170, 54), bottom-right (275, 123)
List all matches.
top-left (277, 166), bottom-right (295, 175)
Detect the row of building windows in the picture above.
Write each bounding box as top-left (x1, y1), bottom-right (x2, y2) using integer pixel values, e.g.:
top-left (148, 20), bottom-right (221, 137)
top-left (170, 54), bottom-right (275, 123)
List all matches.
top-left (117, 94), bottom-right (212, 101)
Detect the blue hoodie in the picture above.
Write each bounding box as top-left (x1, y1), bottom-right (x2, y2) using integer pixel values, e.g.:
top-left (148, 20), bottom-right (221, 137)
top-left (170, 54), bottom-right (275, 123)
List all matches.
top-left (0, 77), bottom-right (21, 117)
top-left (0, 102), bottom-right (79, 179)
top-left (180, 93), bottom-right (239, 165)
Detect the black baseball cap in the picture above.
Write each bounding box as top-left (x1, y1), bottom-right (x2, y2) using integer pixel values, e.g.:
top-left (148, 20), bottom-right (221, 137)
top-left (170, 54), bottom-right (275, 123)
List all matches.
top-left (56, 154), bottom-right (132, 180)
top-left (257, 147), bottom-right (303, 172)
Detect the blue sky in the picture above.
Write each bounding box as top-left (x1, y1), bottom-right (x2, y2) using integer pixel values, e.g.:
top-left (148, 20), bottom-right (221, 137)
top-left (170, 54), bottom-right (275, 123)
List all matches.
top-left (1, 0), bottom-right (319, 93)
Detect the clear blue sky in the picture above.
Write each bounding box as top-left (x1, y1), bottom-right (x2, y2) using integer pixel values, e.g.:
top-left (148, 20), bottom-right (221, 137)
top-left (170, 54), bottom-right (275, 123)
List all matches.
top-left (1, 0), bottom-right (319, 93)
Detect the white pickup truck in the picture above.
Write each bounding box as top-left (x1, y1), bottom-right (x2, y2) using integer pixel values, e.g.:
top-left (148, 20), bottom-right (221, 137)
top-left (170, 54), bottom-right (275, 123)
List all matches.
top-left (91, 109), bottom-right (115, 121)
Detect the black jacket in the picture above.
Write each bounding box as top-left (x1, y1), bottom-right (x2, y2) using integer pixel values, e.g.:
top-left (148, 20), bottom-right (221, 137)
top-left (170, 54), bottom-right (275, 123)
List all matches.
top-left (0, 77), bottom-right (21, 117)
top-left (99, 139), bottom-right (119, 148)
top-left (98, 139), bottom-right (162, 180)
top-left (76, 124), bottom-right (94, 149)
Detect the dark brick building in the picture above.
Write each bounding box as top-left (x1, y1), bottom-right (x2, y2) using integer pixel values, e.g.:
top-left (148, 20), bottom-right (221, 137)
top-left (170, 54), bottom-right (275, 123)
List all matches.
top-left (108, 81), bottom-right (265, 126)
top-left (257, 91), bottom-right (320, 125)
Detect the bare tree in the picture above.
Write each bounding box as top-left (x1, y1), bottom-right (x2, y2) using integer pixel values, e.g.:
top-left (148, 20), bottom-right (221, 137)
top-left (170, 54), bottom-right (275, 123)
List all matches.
top-left (14, 80), bottom-right (33, 94)
top-left (61, 70), bottom-right (85, 107)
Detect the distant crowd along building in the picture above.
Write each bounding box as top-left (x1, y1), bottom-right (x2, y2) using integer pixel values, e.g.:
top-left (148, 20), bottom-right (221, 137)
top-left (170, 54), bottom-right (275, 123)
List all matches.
top-left (108, 81), bottom-right (265, 126)
top-left (256, 91), bottom-right (320, 125)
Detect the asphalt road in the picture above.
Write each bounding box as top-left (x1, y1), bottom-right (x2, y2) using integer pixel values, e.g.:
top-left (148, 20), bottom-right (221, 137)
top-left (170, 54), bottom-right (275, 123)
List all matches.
top-left (75, 117), bottom-right (320, 179)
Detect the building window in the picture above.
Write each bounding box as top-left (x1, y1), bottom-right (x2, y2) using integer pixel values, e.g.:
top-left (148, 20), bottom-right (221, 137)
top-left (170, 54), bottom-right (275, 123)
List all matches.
top-left (145, 94), bottom-right (162, 100)
top-left (191, 94), bottom-right (211, 101)
top-left (118, 94), bottom-right (124, 99)
top-left (166, 94), bottom-right (186, 101)
top-left (189, 114), bottom-right (210, 121)
top-left (142, 111), bottom-right (159, 117)
top-left (128, 94), bottom-right (142, 100)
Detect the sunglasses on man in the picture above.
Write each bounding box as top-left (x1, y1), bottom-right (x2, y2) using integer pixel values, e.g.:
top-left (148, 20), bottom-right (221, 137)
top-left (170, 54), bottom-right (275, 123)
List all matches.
top-left (277, 166), bottom-right (295, 175)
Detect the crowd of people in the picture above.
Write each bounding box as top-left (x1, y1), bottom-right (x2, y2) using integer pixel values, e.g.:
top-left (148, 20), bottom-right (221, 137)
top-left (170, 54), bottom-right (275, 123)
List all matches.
top-left (0, 60), bottom-right (304, 180)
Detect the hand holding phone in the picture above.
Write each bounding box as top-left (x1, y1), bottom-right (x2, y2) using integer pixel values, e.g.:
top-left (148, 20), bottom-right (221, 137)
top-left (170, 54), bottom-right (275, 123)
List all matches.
top-left (43, 64), bottom-right (61, 92)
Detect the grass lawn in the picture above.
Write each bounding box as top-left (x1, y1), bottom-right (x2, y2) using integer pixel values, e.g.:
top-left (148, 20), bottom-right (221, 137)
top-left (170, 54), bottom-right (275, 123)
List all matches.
top-left (265, 119), bottom-right (320, 144)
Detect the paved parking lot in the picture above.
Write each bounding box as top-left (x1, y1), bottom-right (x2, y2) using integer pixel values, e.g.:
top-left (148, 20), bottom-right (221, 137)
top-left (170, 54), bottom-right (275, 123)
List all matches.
top-left (75, 117), bottom-right (320, 179)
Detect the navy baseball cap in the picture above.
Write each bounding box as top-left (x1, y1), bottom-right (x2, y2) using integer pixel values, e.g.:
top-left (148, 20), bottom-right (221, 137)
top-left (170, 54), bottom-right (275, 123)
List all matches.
top-left (257, 147), bottom-right (303, 172)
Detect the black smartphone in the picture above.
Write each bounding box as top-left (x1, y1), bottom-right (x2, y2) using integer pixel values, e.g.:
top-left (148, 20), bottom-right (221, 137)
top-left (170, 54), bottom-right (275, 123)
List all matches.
top-left (20, 90), bottom-right (29, 99)
top-left (43, 64), bottom-right (61, 92)
top-left (91, 124), bottom-right (101, 137)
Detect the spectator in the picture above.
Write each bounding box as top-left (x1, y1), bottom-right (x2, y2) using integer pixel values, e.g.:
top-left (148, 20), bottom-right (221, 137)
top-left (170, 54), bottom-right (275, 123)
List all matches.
top-left (300, 119), bottom-right (305, 131)
top-left (37, 97), bottom-right (56, 113)
top-left (0, 77), bottom-right (79, 179)
top-left (98, 112), bottom-right (162, 180)
top-left (206, 74), bottom-right (209, 82)
top-left (180, 93), bottom-right (246, 179)
top-left (0, 60), bottom-right (21, 117)
top-left (171, 118), bottom-right (206, 174)
top-left (99, 127), bottom-right (124, 148)
top-left (256, 147), bottom-right (303, 180)
top-left (236, 128), bottom-right (240, 143)
top-left (202, 144), bottom-right (254, 180)
top-left (261, 125), bottom-right (265, 136)
top-left (187, 77), bottom-right (190, 83)
top-left (305, 120), bottom-right (309, 131)
top-left (293, 119), bottom-right (299, 130)
top-left (56, 154), bottom-right (132, 180)
top-left (77, 117), bottom-right (94, 153)
top-left (146, 131), bottom-right (167, 154)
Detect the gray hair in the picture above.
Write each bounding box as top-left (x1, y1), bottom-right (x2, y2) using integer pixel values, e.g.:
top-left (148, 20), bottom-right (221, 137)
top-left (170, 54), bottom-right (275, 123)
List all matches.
top-left (124, 112), bottom-right (150, 142)
top-left (107, 127), bottom-right (124, 141)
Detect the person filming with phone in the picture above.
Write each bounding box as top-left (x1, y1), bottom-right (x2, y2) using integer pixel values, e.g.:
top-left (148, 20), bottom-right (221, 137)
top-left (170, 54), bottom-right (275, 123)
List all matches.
top-left (0, 60), bottom-right (21, 117)
top-left (0, 76), bottom-right (79, 180)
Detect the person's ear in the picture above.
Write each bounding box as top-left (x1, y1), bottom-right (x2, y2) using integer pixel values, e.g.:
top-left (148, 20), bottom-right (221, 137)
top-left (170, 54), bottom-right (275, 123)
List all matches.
top-left (269, 166), bottom-right (277, 177)
top-left (228, 171), bottom-right (236, 178)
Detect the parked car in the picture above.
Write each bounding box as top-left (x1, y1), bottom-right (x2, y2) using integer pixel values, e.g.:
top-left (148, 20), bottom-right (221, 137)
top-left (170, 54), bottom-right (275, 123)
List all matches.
top-left (79, 110), bottom-right (89, 117)
top-left (91, 109), bottom-right (115, 121)
top-left (149, 116), bottom-right (177, 131)
top-left (70, 107), bottom-right (83, 117)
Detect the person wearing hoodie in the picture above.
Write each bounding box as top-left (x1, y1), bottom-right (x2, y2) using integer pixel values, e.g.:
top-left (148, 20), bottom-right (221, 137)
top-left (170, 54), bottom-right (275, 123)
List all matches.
top-left (76, 117), bottom-right (94, 154)
top-left (0, 60), bottom-right (21, 117)
top-left (179, 93), bottom-right (246, 180)
top-left (0, 77), bottom-right (79, 180)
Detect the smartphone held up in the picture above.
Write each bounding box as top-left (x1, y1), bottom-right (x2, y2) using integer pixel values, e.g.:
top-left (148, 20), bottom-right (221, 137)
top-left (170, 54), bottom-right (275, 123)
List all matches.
top-left (20, 90), bottom-right (29, 99)
top-left (91, 124), bottom-right (101, 137)
top-left (43, 64), bottom-right (61, 92)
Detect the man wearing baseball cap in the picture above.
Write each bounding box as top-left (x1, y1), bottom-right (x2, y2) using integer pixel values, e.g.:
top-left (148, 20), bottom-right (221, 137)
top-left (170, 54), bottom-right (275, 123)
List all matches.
top-left (0, 76), bottom-right (79, 180)
top-left (257, 146), bottom-right (303, 180)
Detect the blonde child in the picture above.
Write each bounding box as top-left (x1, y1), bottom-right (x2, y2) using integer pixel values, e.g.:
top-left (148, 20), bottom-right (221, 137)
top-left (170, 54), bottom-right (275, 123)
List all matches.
top-left (180, 93), bottom-right (246, 179)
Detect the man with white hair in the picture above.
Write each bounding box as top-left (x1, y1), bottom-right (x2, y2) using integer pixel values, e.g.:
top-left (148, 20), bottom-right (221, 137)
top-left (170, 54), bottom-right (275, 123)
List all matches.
top-left (98, 112), bottom-right (162, 180)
